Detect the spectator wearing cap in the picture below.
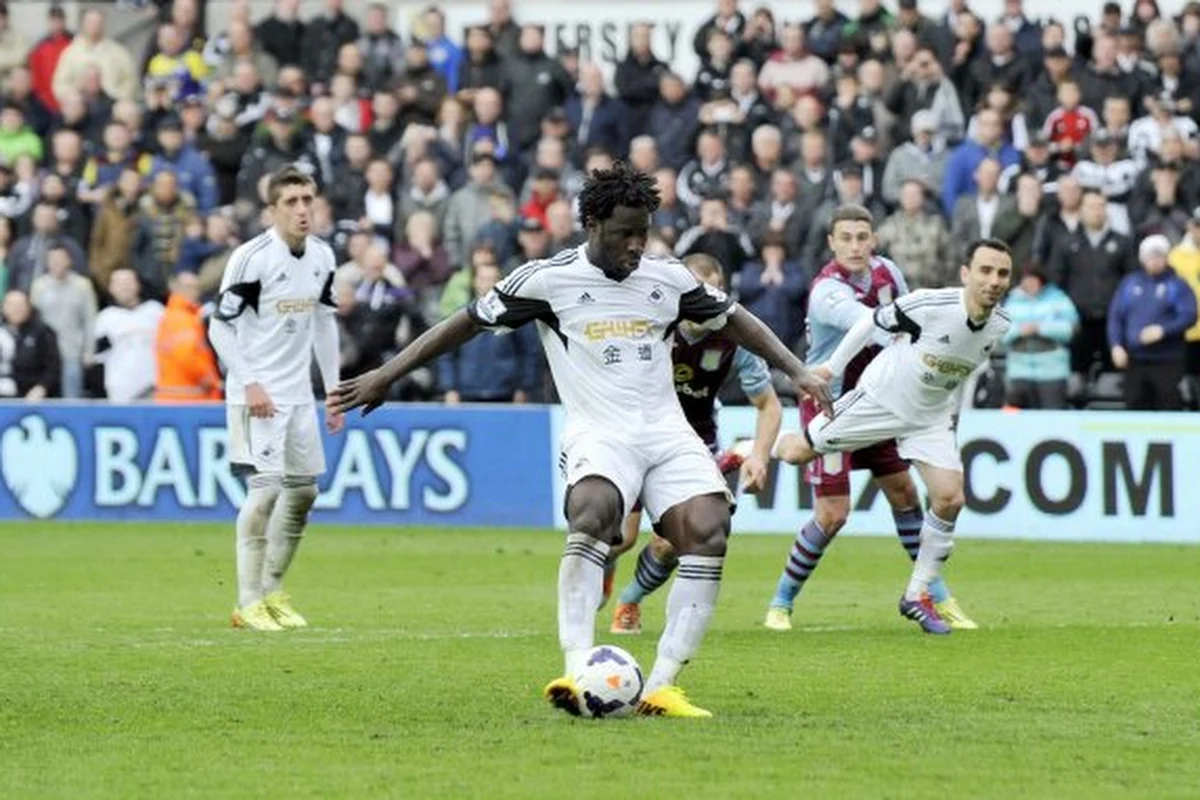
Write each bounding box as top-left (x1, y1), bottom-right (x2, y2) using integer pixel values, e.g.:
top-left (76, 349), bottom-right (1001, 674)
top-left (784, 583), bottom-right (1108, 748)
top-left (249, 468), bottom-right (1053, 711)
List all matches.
top-left (941, 107), bottom-right (1020, 217)
top-left (0, 2), bottom-right (27, 91)
top-left (302, 0), bottom-right (360, 93)
top-left (738, 230), bottom-right (807, 345)
top-left (803, 0), bottom-right (849, 64)
top-left (88, 167), bottom-right (143, 289)
top-left (502, 24), bottom-right (572, 154)
top-left (0, 103), bottom-right (43, 164)
top-left (234, 104), bottom-right (312, 204)
top-left (438, 259), bottom-right (539, 404)
top-left (506, 215), bottom-right (551, 272)
top-left (566, 64), bottom-right (627, 162)
top-left (879, 109), bottom-right (941, 208)
top-left (8, 201), bottom-right (86, 294)
top-left (1108, 234), bottom-right (1198, 410)
top-left (615, 24), bottom-right (669, 141)
top-left (677, 130), bottom-right (730, 213)
top-left (675, 196), bottom-right (755, 281)
top-left (1072, 128), bottom-right (1138, 235)
top-left (148, 114), bottom-right (218, 213)
top-left (457, 25), bottom-right (504, 107)
top-left (884, 45), bottom-right (964, 144)
top-left (0, 289), bottom-right (60, 400)
top-left (1167, 209), bottom-right (1200, 375)
top-left (30, 5), bottom-right (75, 112)
top-left (1001, 264), bottom-right (1079, 410)
top-left (1127, 91), bottom-right (1200, 170)
top-left (443, 150), bottom-right (514, 266)
top-left (647, 72), bottom-right (701, 172)
top-left (1047, 189), bottom-right (1135, 374)
top-left (1025, 45), bottom-right (1078, 132)
top-left (877, 178), bottom-right (953, 288)
top-left (758, 25), bottom-right (827, 104)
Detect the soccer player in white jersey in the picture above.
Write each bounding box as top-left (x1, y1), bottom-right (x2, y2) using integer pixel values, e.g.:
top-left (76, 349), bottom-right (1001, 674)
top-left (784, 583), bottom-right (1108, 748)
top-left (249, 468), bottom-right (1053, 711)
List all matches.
top-left (331, 162), bottom-right (832, 717)
top-left (209, 166), bottom-right (343, 632)
top-left (771, 237), bottom-right (1013, 634)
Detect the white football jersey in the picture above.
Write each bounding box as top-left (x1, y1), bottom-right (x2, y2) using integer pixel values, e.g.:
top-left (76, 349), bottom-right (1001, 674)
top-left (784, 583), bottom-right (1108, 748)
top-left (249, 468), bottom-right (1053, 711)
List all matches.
top-left (468, 245), bottom-right (735, 436)
top-left (94, 300), bottom-right (165, 402)
top-left (859, 287), bottom-right (1010, 426)
top-left (215, 229), bottom-right (337, 405)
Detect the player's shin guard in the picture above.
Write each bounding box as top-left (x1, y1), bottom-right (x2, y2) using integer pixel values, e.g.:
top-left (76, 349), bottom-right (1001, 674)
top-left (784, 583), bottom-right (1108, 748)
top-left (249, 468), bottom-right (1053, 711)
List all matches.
top-left (617, 543), bottom-right (677, 605)
top-left (905, 510), bottom-right (955, 601)
top-left (893, 507), bottom-right (950, 603)
top-left (645, 555), bottom-right (723, 695)
top-left (559, 533), bottom-right (611, 674)
top-left (236, 475), bottom-right (282, 607)
top-left (262, 476), bottom-right (318, 595)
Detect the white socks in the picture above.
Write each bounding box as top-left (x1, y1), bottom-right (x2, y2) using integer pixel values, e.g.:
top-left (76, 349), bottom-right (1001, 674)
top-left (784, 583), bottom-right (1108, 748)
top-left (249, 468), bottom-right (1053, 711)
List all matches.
top-left (905, 510), bottom-right (956, 600)
top-left (645, 555), bottom-right (724, 695)
top-left (236, 477), bottom-right (281, 608)
top-left (262, 479), bottom-right (318, 596)
top-left (560, 532), bottom-right (611, 675)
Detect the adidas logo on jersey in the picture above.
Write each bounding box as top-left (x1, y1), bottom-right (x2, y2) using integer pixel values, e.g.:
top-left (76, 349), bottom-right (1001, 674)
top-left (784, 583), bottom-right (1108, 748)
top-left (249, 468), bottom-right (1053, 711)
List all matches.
top-left (578, 292), bottom-right (595, 304)
top-left (938, 334), bottom-right (951, 344)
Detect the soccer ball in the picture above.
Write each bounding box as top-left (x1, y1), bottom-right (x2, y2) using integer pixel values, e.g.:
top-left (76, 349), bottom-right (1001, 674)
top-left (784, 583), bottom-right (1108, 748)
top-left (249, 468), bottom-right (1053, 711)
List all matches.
top-left (572, 645), bottom-right (644, 719)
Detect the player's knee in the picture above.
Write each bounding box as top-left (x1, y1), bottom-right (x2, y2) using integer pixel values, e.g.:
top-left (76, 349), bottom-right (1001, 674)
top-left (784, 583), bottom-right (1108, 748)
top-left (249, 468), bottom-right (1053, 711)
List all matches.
top-left (815, 503), bottom-right (849, 537)
top-left (881, 479), bottom-right (920, 511)
top-left (284, 477), bottom-right (319, 510)
top-left (244, 475), bottom-right (283, 521)
top-left (930, 488), bottom-right (965, 519)
top-left (566, 484), bottom-right (624, 545)
top-left (676, 502), bottom-right (731, 557)
top-left (649, 534), bottom-right (678, 565)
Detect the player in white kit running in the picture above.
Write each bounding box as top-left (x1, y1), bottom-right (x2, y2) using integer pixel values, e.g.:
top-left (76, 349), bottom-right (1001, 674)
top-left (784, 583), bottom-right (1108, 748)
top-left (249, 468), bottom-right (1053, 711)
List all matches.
top-left (209, 166), bottom-right (343, 632)
top-left (773, 238), bottom-right (1013, 634)
top-left (330, 162), bottom-right (832, 717)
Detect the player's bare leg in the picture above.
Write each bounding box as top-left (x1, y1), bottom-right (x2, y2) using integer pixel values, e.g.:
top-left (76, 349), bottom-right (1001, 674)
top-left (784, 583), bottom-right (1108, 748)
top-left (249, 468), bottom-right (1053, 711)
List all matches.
top-left (544, 477), bottom-right (623, 716)
top-left (898, 462), bottom-right (965, 635)
top-left (636, 493), bottom-right (729, 718)
top-left (877, 472), bottom-right (974, 628)
top-left (232, 473), bottom-right (284, 632)
top-left (260, 475), bottom-right (319, 628)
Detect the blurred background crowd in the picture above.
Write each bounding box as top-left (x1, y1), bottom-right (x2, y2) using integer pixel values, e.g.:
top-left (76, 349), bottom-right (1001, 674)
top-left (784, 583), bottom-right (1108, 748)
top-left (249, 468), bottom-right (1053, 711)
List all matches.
top-left (0, 0), bottom-right (1198, 411)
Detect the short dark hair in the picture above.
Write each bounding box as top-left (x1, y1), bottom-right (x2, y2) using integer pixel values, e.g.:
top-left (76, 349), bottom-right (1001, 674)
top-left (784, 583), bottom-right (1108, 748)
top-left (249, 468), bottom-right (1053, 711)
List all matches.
top-left (830, 203), bottom-right (874, 232)
top-left (964, 237), bottom-right (1013, 264)
top-left (577, 161), bottom-right (660, 229)
top-left (266, 165), bottom-right (316, 205)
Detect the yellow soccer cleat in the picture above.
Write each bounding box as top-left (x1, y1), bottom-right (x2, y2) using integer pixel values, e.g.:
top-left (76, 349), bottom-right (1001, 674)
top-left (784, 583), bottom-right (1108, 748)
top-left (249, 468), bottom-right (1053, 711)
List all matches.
top-left (543, 676), bottom-right (583, 717)
top-left (264, 590), bottom-right (308, 629)
top-left (611, 602), bottom-right (642, 635)
top-left (635, 686), bottom-right (712, 718)
top-left (935, 597), bottom-right (979, 630)
top-left (764, 606), bottom-right (793, 631)
top-left (232, 599), bottom-right (285, 631)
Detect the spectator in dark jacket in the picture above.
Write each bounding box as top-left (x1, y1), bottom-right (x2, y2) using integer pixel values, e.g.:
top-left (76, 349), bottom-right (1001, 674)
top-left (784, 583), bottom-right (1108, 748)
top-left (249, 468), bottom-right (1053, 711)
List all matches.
top-left (1108, 234), bottom-right (1198, 410)
top-left (254, 0), bottom-right (305, 68)
top-left (7, 202), bottom-right (86, 294)
top-left (456, 25), bottom-right (505, 106)
top-left (676, 130), bottom-right (730, 213)
top-left (738, 232), bottom-right (808, 345)
top-left (358, 3), bottom-right (405, 93)
top-left (438, 260), bottom-right (539, 402)
top-left (675, 196), bottom-right (755, 281)
top-left (301, 0), bottom-right (360, 92)
top-left (0, 290), bottom-right (60, 399)
top-left (565, 64), bottom-right (627, 161)
top-left (614, 24), bottom-right (668, 139)
top-left (1047, 190), bottom-right (1137, 373)
top-left (502, 25), bottom-right (572, 153)
top-left (648, 73), bottom-right (701, 171)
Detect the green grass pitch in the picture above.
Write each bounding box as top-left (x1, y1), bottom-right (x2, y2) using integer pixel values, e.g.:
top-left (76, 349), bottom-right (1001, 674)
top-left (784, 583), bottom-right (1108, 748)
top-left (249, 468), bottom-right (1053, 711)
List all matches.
top-left (1, 522), bottom-right (1198, 799)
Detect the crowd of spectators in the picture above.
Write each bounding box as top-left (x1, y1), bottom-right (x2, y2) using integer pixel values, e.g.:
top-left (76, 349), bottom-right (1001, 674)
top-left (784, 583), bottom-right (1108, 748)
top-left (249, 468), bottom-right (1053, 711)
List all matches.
top-left (0, 0), bottom-right (1198, 411)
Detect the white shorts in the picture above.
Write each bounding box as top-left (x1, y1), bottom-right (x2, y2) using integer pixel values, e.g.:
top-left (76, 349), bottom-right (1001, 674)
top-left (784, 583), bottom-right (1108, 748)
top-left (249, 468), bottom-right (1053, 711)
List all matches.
top-left (227, 403), bottom-right (326, 477)
top-left (559, 425), bottom-right (733, 522)
top-left (806, 388), bottom-right (962, 472)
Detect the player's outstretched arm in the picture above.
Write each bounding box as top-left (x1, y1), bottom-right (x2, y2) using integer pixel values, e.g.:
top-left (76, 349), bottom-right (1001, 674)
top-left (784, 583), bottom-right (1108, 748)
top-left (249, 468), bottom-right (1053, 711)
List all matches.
top-left (328, 310), bottom-right (484, 415)
top-left (723, 306), bottom-right (834, 416)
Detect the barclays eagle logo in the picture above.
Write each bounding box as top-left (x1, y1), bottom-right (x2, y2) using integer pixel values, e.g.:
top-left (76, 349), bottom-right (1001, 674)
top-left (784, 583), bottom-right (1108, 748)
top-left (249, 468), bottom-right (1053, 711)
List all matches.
top-left (1, 415), bottom-right (79, 518)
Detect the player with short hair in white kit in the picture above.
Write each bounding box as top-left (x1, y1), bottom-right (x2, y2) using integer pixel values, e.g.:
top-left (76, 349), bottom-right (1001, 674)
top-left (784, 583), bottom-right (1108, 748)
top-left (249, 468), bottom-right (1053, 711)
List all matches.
top-left (209, 166), bottom-right (343, 632)
top-left (330, 162), bottom-right (832, 717)
top-left (773, 237), bottom-right (1013, 634)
